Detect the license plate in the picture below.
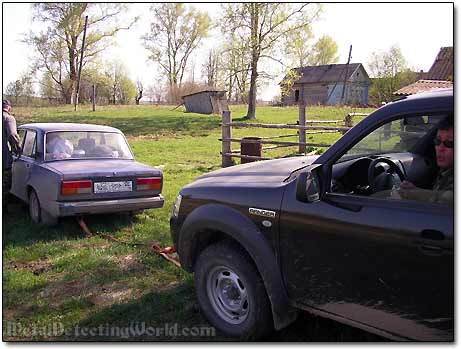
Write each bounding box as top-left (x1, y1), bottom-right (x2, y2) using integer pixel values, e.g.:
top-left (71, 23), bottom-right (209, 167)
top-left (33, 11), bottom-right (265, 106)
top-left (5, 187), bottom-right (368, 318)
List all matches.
top-left (94, 181), bottom-right (133, 193)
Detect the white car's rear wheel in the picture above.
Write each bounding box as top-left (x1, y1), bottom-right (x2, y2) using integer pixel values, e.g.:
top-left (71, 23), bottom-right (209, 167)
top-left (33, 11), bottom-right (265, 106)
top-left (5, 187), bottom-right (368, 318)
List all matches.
top-left (29, 190), bottom-right (41, 223)
top-left (28, 189), bottom-right (57, 226)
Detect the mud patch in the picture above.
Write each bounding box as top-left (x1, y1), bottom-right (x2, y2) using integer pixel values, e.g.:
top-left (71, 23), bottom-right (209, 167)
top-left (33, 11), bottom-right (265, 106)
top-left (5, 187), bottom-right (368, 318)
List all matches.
top-left (7, 259), bottom-right (53, 275)
top-left (40, 278), bottom-right (90, 299)
top-left (89, 283), bottom-right (134, 306)
top-left (110, 254), bottom-right (146, 272)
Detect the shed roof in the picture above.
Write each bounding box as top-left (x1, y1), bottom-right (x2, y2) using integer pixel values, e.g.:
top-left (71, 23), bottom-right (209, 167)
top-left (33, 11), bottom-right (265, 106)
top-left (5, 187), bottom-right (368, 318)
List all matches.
top-left (182, 89), bottom-right (227, 98)
top-left (426, 47), bottom-right (453, 81)
top-left (286, 63), bottom-right (368, 84)
top-left (394, 79), bottom-right (453, 96)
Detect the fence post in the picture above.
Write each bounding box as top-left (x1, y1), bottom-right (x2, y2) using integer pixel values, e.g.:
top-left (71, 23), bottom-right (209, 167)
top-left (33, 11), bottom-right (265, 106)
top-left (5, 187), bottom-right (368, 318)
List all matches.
top-left (344, 113), bottom-right (353, 128)
top-left (298, 103), bottom-right (306, 154)
top-left (222, 110), bottom-right (232, 167)
top-left (343, 113), bottom-right (353, 135)
top-left (92, 84), bottom-right (96, 112)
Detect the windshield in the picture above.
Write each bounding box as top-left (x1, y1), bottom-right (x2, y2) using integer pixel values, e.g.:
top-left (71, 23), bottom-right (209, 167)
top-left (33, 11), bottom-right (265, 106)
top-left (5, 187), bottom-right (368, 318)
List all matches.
top-left (45, 131), bottom-right (133, 161)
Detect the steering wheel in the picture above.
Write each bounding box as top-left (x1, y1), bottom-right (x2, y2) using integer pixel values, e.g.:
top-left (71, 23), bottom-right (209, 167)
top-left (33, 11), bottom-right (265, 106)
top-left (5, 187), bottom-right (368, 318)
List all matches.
top-left (367, 157), bottom-right (406, 192)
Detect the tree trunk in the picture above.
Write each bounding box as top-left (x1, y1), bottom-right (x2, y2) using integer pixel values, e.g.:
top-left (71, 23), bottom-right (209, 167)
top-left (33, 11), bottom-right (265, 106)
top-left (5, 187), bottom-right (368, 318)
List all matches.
top-left (246, 4), bottom-right (259, 120)
top-left (246, 65), bottom-right (258, 119)
top-left (68, 36), bottom-right (78, 105)
top-left (135, 89), bottom-right (142, 105)
top-left (60, 84), bottom-right (72, 104)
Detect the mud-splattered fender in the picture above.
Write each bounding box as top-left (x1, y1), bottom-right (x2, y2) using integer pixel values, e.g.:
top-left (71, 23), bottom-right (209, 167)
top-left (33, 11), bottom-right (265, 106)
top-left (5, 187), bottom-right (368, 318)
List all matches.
top-left (178, 203), bottom-right (297, 330)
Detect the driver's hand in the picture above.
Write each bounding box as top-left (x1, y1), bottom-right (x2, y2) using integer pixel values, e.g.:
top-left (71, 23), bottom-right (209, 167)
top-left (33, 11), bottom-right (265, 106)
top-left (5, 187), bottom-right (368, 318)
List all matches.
top-left (390, 189), bottom-right (402, 199)
top-left (399, 181), bottom-right (417, 190)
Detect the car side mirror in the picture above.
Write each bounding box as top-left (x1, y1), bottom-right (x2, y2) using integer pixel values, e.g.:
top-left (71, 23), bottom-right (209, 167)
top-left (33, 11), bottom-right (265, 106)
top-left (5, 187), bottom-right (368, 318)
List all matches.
top-left (296, 167), bottom-right (321, 203)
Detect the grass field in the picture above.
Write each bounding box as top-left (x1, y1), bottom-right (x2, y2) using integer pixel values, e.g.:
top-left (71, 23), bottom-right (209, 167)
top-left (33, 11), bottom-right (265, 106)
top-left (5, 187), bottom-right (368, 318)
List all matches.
top-left (3, 104), bottom-right (382, 341)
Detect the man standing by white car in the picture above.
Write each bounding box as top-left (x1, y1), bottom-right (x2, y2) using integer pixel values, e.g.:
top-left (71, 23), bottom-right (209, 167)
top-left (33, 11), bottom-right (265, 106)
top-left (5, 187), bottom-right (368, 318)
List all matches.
top-left (2, 99), bottom-right (20, 212)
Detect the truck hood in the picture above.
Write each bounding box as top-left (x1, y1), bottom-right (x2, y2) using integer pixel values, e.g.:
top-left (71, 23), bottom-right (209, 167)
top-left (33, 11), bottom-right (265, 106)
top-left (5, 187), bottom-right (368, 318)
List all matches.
top-left (190, 155), bottom-right (319, 188)
top-left (43, 159), bottom-right (161, 178)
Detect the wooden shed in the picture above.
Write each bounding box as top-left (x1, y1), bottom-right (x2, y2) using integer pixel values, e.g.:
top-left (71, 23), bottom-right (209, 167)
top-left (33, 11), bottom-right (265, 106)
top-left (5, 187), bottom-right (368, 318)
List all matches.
top-left (182, 90), bottom-right (229, 115)
top-left (280, 63), bottom-right (371, 106)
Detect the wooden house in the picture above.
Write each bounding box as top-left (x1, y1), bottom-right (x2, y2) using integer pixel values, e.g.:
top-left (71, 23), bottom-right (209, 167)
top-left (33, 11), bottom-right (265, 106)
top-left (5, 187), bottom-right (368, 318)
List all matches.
top-left (394, 47), bottom-right (453, 96)
top-left (280, 63), bottom-right (371, 106)
top-left (182, 90), bottom-right (229, 115)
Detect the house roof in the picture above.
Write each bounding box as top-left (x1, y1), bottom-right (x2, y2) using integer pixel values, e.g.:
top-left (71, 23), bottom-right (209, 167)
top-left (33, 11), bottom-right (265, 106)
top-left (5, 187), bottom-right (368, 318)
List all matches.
top-left (286, 63), bottom-right (369, 85)
top-left (394, 79), bottom-right (453, 96)
top-left (426, 47), bottom-right (453, 80)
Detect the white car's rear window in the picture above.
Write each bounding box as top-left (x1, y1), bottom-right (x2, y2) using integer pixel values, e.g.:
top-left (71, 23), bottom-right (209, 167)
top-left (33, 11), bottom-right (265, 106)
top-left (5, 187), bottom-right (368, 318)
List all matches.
top-left (45, 131), bottom-right (133, 161)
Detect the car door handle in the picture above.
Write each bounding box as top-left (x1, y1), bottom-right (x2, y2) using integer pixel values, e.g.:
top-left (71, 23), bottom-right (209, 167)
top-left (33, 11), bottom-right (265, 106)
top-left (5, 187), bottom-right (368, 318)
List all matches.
top-left (324, 197), bottom-right (362, 212)
top-left (417, 230), bottom-right (446, 256)
top-left (418, 244), bottom-right (443, 256)
top-left (26, 163), bottom-right (31, 168)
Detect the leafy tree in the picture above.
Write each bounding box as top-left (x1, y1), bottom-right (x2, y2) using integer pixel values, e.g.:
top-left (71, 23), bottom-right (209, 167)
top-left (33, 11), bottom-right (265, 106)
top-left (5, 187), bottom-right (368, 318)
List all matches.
top-left (220, 3), bottom-right (321, 119)
top-left (309, 35), bottom-right (339, 66)
top-left (118, 76), bottom-right (137, 104)
top-left (279, 68), bottom-right (301, 98)
top-left (284, 26), bottom-right (314, 67)
top-left (218, 35), bottom-right (253, 103)
top-left (145, 82), bottom-right (167, 104)
top-left (369, 69), bottom-right (419, 106)
top-left (202, 49), bottom-right (224, 89)
top-left (142, 3), bottom-right (211, 102)
top-left (79, 65), bottom-right (109, 104)
top-left (367, 45), bottom-right (412, 104)
top-left (5, 73), bottom-right (35, 104)
top-left (39, 72), bottom-right (66, 101)
top-left (25, 3), bottom-right (137, 104)
top-left (104, 61), bottom-right (136, 104)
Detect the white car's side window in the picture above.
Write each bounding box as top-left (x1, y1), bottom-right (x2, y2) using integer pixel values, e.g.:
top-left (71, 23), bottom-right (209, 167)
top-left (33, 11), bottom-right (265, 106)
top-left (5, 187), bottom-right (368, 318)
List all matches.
top-left (22, 131), bottom-right (36, 158)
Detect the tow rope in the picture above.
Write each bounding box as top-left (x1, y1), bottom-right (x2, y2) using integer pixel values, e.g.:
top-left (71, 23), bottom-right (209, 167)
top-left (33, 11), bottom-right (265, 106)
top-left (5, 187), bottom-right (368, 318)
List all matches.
top-left (76, 217), bottom-right (181, 268)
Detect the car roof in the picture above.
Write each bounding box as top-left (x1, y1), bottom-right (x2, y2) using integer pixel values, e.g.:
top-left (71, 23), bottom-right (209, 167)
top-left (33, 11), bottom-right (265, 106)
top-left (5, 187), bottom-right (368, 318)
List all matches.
top-left (390, 87), bottom-right (453, 103)
top-left (19, 123), bottom-right (123, 133)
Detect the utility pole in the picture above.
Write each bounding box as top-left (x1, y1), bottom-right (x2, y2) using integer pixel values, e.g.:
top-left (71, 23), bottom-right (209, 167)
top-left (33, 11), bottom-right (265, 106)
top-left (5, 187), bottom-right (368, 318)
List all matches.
top-left (340, 45), bottom-right (353, 104)
top-left (74, 15), bottom-right (88, 112)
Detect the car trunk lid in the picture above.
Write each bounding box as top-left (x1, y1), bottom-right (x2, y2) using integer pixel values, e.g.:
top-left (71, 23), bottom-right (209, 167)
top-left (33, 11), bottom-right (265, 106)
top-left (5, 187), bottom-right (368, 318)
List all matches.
top-left (44, 159), bottom-right (160, 178)
top-left (46, 159), bottom-right (163, 201)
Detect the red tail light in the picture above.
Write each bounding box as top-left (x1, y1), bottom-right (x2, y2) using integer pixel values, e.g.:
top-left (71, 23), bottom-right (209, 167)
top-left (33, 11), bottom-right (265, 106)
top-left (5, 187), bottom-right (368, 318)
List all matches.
top-left (137, 177), bottom-right (161, 191)
top-left (61, 180), bottom-right (92, 195)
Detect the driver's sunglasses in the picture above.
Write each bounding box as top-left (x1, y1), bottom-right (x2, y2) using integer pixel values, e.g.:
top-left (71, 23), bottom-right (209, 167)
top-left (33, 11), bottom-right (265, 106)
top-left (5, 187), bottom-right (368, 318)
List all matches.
top-left (434, 138), bottom-right (454, 148)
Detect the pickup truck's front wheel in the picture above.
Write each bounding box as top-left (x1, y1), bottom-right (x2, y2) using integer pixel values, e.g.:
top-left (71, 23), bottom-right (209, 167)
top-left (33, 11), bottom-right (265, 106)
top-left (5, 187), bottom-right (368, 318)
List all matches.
top-left (194, 241), bottom-right (273, 340)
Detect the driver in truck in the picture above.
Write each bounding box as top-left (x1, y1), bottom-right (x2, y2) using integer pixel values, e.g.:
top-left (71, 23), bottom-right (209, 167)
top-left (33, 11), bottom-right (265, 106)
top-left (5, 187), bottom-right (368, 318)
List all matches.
top-left (392, 115), bottom-right (453, 204)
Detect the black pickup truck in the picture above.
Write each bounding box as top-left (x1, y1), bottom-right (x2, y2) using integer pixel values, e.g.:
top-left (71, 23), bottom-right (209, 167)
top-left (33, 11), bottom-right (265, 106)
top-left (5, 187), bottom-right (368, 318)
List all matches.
top-left (170, 89), bottom-right (454, 341)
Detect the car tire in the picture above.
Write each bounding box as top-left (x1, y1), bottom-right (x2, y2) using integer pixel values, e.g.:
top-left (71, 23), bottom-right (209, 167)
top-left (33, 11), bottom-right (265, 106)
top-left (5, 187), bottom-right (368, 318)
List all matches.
top-left (28, 190), bottom-right (58, 226)
top-left (194, 241), bottom-right (273, 340)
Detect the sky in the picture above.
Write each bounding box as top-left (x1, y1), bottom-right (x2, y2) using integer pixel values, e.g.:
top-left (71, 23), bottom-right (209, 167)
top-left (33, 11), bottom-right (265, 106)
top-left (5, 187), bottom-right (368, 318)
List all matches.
top-left (1, 2), bottom-right (454, 101)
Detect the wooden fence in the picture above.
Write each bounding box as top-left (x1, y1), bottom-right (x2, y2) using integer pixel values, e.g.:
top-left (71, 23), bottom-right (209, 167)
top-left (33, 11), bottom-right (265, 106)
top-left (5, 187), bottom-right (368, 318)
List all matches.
top-left (220, 109), bottom-right (369, 167)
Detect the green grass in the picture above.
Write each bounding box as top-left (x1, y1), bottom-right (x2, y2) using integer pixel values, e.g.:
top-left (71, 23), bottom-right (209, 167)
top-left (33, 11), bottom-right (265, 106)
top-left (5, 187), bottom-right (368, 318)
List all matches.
top-left (3, 104), bottom-right (380, 341)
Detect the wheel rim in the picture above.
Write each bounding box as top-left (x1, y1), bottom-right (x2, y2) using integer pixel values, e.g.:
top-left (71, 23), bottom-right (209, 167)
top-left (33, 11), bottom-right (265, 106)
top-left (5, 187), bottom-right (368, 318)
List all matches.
top-left (206, 266), bottom-right (249, 325)
top-left (29, 193), bottom-right (40, 222)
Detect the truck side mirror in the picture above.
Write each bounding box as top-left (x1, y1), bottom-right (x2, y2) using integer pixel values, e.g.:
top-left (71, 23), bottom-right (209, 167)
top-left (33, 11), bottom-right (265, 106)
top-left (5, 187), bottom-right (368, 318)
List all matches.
top-left (296, 167), bottom-right (321, 203)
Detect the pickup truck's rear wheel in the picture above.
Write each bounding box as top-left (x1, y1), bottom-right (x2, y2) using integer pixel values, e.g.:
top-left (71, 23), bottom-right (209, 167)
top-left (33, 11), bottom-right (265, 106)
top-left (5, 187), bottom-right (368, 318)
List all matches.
top-left (28, 189), bottom-right (58, 226)
top-left (194, 241), bottom-right (273, 340)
